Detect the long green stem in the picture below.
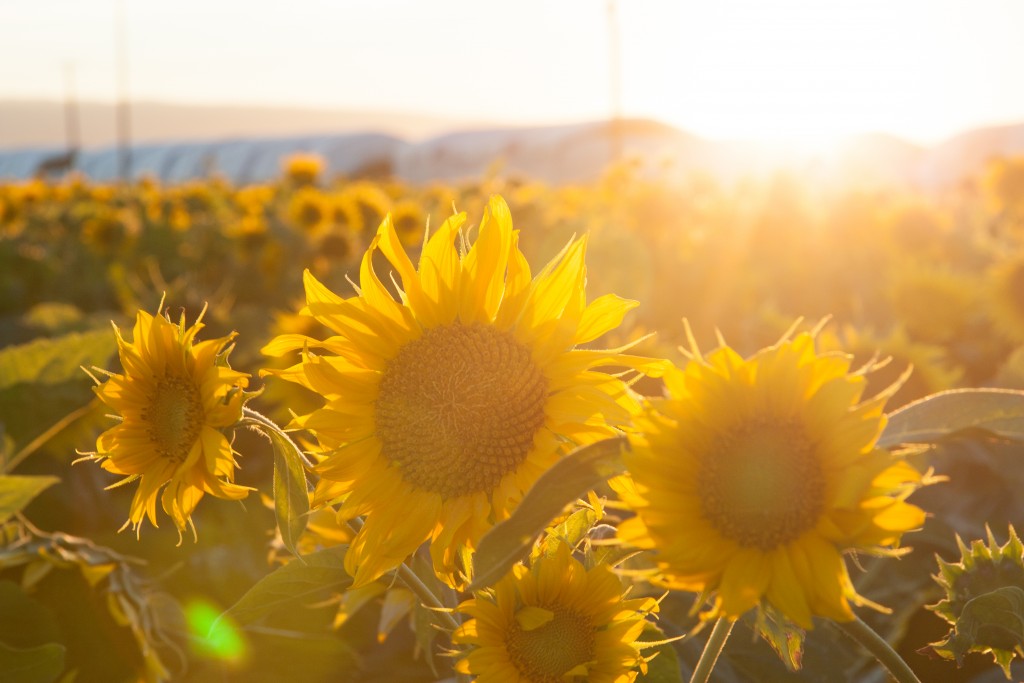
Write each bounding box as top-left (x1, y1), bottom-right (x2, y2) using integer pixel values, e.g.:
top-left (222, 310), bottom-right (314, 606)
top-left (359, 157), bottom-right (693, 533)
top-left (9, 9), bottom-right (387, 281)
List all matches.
top-left (341, 520), bottom-right (462, 634)
top-left (245, 407), bottom-right (466, 675)
top-left (836, 616), bottom-right (922, 683)
top-left (396, 563), bottom-right (462, 632)
top-left (690, 618), bottom-right (734, 683)
top-left (241, 406), bottom-right (314, 467)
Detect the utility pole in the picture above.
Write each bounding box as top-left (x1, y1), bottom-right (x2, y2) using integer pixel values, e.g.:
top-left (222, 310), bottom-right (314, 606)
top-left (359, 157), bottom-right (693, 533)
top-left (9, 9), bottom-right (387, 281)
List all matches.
top-left (64, 63), bottom-right (81, 154)
top-left (115, 0), bottom-right (132, 181)
top-left (607, 0), bottom-right (623, 166)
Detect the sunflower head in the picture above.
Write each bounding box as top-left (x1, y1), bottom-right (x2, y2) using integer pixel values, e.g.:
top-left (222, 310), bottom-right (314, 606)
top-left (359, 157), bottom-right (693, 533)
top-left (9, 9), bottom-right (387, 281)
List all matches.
top-left (80, 209), bottom-right (134, 256)
top-left (80, 303), bottom-right (252, 539)
top-left (983, 156), bottom-right (1024, 217)
top-left (287, 187), bottom-right (332, 235)
top-left (338, 182), bottom-right (391, 233)
top-left (389, 199), bottom-right (427, 248)
top-left (282, 152), bottom-right (325, 186)
top-left (262, 195), bottom-right (662, 587)
top-left (616, 327), bottom-right (927, 628)
top-left (924, 526), bottom-right (1024, 677)
top-left (889, 264), bottom-right (979, 344)
top-left (454, 542), bottom-right (657, 683)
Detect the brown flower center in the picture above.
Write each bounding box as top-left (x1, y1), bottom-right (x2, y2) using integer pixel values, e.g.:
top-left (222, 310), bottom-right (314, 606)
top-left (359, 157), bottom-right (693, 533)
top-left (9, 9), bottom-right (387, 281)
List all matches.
top-left (506, 607), bottom-right (595, 682)
top-left (374, 323), bottom-right (548, 499)
top-left (698, 418), bottom-right (825, 550)
top-left (144, 374), bottom-right (205, 463)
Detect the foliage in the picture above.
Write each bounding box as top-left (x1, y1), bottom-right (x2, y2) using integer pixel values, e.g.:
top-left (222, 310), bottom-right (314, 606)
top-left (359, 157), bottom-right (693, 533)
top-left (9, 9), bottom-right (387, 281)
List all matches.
top-left (4, 156), bottom-right (1024, 681)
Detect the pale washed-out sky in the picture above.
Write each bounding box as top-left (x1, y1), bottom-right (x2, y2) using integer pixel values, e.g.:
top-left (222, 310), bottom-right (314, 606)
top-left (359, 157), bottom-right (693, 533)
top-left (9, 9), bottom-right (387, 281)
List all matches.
top-left (1, 0), bottom-right (1022, 145)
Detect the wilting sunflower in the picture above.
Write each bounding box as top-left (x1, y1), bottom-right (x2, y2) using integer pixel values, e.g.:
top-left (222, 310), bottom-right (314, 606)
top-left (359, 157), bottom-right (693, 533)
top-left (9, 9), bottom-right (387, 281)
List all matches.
top-left (262, 195), bottom-right (661, 586)
top-left (80, 305), bottom-right (251, 538)
top-left (616, 329), bottom-right (926, 628)
top-left (453, 542), bottom-right (657, 683)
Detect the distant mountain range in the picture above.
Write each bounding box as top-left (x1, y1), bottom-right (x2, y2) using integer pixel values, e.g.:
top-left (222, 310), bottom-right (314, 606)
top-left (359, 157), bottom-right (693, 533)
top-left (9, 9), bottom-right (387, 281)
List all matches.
top-left (3, 99), bottom-right (1024, 188)
top-left (0, 99), bottom-right (484, 149)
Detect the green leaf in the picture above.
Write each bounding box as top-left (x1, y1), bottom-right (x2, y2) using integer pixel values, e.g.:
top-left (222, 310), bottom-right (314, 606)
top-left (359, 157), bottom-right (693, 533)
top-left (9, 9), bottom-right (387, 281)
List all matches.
top-left (222, 545), bottom-right (351, 626)
top-left (754, 605), bottom-right (806, 672)
top-left (637, 623), bottom-right (684, 682)
top-left (469, 437), bottom-right (627, 592)
top-left (0, 330), bottom-right (114, 391)
top-left (538, 505), bottom-right (600, 558)
top-left (0, 476), bottom-right (59, 524)
top-left (413, 602), bottom-right (441, 677)
top-left (926, 586), bottom-right (1024, 677)
top-left (0, 330), bottom-right (114, 447)
top-left (0, 641), bottom-right (65, 683)
top-left (879, 388), bottom-right (1024, 448)
top-left (269, 429), bottom-right (310, 561)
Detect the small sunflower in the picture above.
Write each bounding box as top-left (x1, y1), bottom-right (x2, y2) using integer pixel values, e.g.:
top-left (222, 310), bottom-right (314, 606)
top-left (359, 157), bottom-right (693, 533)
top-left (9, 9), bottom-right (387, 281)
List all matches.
top-left (616, 329), bottom-right (926, 628)
top-left (80, 209), bottom-right (135, 257)
top-left (987, 253), bottom-right (1024, 344)
top-left (262, 195), bottom-right (661, 586)
top-left (888, 264), bottom-right (979, 344)
top-left (338, 181), bottom-right (391, 233)
top-left (282, 152), bottom-right (325, 186)
top-left (287, 187), bottom-right (332, 235)
top-left (453, 542), bottom-right (657, 683)
top-left (80, 304), bottom-right (251, 538)
top-left (389, 198), bottom-right (427, 248)
top-left (926, 526), bottom-right (1024, 677)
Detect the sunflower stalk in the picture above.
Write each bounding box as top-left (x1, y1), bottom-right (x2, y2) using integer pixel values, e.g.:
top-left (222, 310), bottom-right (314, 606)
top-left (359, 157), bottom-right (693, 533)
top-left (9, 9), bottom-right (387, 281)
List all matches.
top-left (240, 406), bottom-right (314, 468)
top-left (243, 408), bottom-right (467, 674)
top-left (835, 616), bottom-right (922, 683)
top-left (690, 617), bottom-right (734, 683)
top-left (342, 518), bottom-right (463, 633)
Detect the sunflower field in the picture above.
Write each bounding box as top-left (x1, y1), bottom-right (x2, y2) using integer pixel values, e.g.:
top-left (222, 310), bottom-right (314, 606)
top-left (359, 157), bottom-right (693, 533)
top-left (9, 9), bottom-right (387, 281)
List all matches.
top-left (2, 153), bottom-right (1024, 683)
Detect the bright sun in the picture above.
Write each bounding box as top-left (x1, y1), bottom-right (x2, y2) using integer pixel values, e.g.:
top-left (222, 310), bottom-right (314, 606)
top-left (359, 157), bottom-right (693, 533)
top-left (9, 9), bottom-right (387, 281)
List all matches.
top-left (619, 0), bottom-right (949, 144)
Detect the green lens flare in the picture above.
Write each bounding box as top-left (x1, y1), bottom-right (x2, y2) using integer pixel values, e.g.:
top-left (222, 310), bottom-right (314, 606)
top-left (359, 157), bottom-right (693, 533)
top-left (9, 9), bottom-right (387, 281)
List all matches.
top-left (185, 600), bottom-right (247, 663)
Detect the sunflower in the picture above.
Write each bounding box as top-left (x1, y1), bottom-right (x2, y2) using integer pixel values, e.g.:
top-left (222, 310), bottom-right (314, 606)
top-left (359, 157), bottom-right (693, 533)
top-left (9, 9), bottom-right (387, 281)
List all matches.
top-left (389, 198), bottom-right (427, 248)
top-left (888, 264), bottom-right (979, 344)
top-left (927, 526), bottom-right (1024, 677)
top-left (80, 209), bottom-right (136, 257)
top-left (262, 195), bottom-right (661, 587)
top-left (282, 152), bottom-right (325, 186)
top-left (338, 181), bottom-right (391, 233)
top-left (80, 305), bottom-right (251, 538)
top-left (987, 252), bottom-right (1024, 344)
top-left (287, 187), bottom-right (332, 235)
top-left (453, 542), bottom-right (656, 683)
top-left (616, 330), bottom-right (926, 628)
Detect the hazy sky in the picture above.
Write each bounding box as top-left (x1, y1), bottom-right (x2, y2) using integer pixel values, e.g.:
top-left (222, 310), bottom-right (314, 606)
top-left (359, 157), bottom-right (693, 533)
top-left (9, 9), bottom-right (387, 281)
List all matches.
top-left (2, 0), bottom-right (1022, 144)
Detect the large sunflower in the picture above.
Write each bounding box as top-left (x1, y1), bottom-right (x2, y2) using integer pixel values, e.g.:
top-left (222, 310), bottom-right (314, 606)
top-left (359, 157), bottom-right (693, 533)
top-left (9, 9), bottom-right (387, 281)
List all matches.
top-left (453, 542), bottom-right (656, 683)
top-left (616, 330), bottom-right (926, 628)
top-left (262, 195), bottom-right (660, 587)
top-left (82, 306), bottom-right (251, 538)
